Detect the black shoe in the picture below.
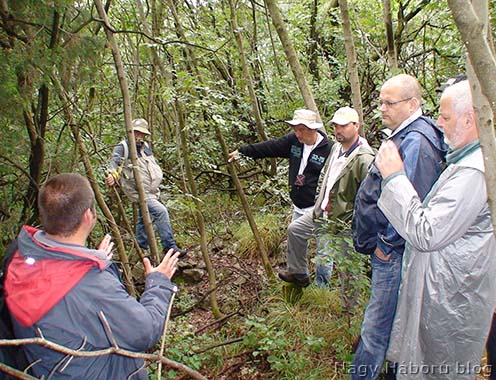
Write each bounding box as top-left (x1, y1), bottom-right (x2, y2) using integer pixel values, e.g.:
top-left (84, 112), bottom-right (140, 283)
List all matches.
top-left (164, 246), bottom-right (187, 258)
top-left (278, 270), bottom-right (310, 287)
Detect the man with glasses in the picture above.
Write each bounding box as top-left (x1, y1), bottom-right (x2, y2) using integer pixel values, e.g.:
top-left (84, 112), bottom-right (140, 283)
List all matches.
top-left (377, 79), bottom-right (496, 379)
top-left (350, 74), bottom-right (447, 379)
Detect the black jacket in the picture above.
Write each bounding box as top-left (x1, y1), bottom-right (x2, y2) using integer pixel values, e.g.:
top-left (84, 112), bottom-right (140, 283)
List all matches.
top-left (239, 131), bottom-right (332, 208)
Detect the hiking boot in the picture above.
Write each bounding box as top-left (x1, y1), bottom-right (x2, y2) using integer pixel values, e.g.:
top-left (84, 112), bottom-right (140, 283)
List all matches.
top-left (278, 270), bottom-right (310, 287)
top-left (164, 246), bottom-right (188, 259)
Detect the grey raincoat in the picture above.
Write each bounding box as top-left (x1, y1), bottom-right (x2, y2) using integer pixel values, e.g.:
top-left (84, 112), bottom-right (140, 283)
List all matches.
top-left (378, 145), bottom-right (496, 379)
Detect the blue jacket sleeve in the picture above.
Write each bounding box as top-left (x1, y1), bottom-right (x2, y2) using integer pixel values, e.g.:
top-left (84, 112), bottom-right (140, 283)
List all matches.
top-left (239, 133), bottom-right (293, 159)
top-left (85, 268), bottom-right (177, 352)
top-left (378, 131), bottom-right (442, 255)
top-left (109, 143), bottom-right (126, 171)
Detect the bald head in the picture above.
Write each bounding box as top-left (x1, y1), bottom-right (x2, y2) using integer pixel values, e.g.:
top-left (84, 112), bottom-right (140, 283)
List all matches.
top-left (379, 74), bottom-right (423, 130)
top-left (381, 74), bottom-right (422, 102)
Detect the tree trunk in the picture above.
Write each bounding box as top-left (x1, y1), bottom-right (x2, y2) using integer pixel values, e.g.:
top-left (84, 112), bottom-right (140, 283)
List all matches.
top-left (264, 0), bottom-right (323, 125)
top-left (51, 74), bottom-right (136, 296)
top-left (18, 75), bottom-right (47, 227)
top-left (448, 0), bottom-right (496, 230)
top-left (338, 0), bottom-right (364, 127)
top-left (262, 0), bottom-right (283, 77)
top-left (176, 100), bottom-right (223, 319)
top-left (382, 0), bottom-right (398, 71)
top-left (228, 0), bottom-right (276, 175)
top-left (308, 0), bottom-right (319, 82)
top-left (166, 0), bottom-right (223, 317)
top-left (214, 126), bottom-right (275, 279)
top-left (94, 0), bottom-right (160, 263)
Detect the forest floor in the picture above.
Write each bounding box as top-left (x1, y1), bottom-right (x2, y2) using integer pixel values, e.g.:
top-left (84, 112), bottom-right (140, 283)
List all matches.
top-left (170, 236), bottom-right (275, 380)
top-left (164, 232), bottom-right (493, 380)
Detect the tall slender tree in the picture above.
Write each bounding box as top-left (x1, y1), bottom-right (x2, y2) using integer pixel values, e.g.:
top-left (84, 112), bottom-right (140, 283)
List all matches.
top-left (448, 0), bottom-right (496, 229)
top-left (338, 0), bottom-right (364, 126)
top-left (265, 0), bottom-right (323, 125)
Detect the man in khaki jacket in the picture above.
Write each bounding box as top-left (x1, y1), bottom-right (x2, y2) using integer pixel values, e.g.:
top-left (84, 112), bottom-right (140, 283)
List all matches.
top-left (106, 118), bottom-right (186, 257)
top-left (279, 106), bottom-right (374, 288)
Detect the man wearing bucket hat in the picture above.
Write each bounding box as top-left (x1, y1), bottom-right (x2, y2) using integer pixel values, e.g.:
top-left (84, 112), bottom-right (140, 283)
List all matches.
top-left (106, 118), bottom-right (187, 258)
top-left (229, 108), bottom-right (332, 221)
top-left (278, 106), bottom-right (374, 288)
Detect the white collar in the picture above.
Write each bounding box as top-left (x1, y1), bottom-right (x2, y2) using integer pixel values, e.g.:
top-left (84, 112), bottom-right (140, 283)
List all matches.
top-left (389, 108), bottom-right (423, 138)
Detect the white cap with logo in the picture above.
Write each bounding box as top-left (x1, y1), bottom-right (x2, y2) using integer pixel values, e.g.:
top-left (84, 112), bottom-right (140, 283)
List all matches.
top-left (330, 106), bottom-right (359, 125)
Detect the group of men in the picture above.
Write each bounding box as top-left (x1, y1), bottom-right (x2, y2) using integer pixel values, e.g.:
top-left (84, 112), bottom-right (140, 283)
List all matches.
top-left (2, 72), bottom-right (496, 380)
top-left (231, 73), bottom-right (496, 380)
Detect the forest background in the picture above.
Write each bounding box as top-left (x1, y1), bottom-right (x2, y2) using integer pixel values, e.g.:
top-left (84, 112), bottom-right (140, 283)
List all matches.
top-left (1, 0), bottom-right (496, 379)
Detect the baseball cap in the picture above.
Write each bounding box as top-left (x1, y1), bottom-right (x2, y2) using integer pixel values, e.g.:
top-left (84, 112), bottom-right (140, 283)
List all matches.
top-left (329, 106), bottom-right (359, 125)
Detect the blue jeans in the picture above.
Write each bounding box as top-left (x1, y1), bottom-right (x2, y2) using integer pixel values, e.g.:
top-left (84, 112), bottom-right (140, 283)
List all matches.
top-left (350, 249), bottom-right (402, 380)
top-left (136, 198), bottom-right (176, 250)
top-left (314, 233), bottom-right (333, 287)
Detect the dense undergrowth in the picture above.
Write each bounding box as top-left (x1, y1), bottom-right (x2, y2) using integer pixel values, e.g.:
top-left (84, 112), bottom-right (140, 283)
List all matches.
top-left (153, 193), bottom-right (371, 380)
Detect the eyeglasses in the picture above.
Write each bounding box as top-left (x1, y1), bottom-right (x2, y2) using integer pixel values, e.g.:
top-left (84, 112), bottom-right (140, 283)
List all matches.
top-left (378, 97), bottom-right (413, 108)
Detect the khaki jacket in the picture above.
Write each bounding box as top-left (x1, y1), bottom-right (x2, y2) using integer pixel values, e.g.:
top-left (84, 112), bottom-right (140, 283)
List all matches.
top-left (313, 137), bottom-right (374, 231)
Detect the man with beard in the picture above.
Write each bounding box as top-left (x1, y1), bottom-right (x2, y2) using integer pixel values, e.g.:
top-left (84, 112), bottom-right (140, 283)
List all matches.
top-left (278, 106), bottom-right (374, 288)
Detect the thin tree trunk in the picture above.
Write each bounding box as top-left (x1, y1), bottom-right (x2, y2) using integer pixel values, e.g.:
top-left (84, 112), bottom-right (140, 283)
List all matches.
top-left (167, 0), bottom-right (274, 280)
top-left (176, 100), bottom-right (223, 319)
top-left (308, 0), bottom-right (319, 82)
top-left (51, 74), bottom-right (136, 296)
top-left (382, 0), bottom-right (398, 71)
top-left (166, 0), bottom-right (223, 317)
top-left (448, 0), bottom-right (496, 231)
top-left (264, 0), bottom-right (322, 125)
top-left (214, 126), bottom-right (275, 279)
top-left (94, 0), bottom-right (160, 263)
top-left (262, 0), bottom-right (283, 77)
top-left (19, 7), bottom-right (61, 225)
top-left (466, 0), bottom-right (496, 231)
top-left (338, 0), bottom-right (364, 126)
top-left (228, 0), bottom-right (276, 175)
top-left (18, 76), bottom-right (47, 227)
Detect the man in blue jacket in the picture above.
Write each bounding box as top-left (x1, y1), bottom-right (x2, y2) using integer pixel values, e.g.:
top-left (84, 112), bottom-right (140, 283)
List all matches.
top-left (351, 74), bottom-right (447, 380)
top-left (229, 109), bottom-right (332, 221)
top-left (4, 173), bottom-right (180, 379)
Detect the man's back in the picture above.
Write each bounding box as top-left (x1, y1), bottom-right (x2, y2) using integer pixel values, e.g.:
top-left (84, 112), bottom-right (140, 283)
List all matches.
top-left (6, 226), bottom-right (175, 379)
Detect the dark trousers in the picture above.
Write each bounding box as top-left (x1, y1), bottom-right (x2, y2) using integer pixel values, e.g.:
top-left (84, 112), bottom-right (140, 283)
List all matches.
top-left (488, 313), bottom-right (496, 380)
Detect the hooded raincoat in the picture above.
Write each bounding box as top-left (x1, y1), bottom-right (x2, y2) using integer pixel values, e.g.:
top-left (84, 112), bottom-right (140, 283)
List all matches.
top-left (5, 226), bottom-right (177, 379)
top-left (378, 144), bottom-right (496, 380)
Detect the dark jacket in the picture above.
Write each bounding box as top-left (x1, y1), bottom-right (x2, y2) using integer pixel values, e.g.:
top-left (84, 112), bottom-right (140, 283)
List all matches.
top-left (352, 116), bottom-right (447, 255)
top-left (239, 131), bottom-right (332, 208)
top-left (5, 226), bottom-right (177, 380)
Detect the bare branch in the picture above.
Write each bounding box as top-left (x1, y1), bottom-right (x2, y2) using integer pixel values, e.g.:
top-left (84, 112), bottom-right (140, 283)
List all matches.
top-left (92, 17), bottom-right (221, 53)
top-left (0, 363), bottom-right (38, 380)
top-left (0, 337), bottom-right (208, 380)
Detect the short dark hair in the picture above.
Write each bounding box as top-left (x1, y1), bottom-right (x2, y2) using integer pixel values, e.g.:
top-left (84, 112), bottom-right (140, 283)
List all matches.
top-left (38, 173), bottom-right (95, 236)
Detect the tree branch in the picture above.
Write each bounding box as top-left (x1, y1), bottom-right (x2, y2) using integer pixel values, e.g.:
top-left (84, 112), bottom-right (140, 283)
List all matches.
top-left (0, 337), bottom-right (208, 380)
